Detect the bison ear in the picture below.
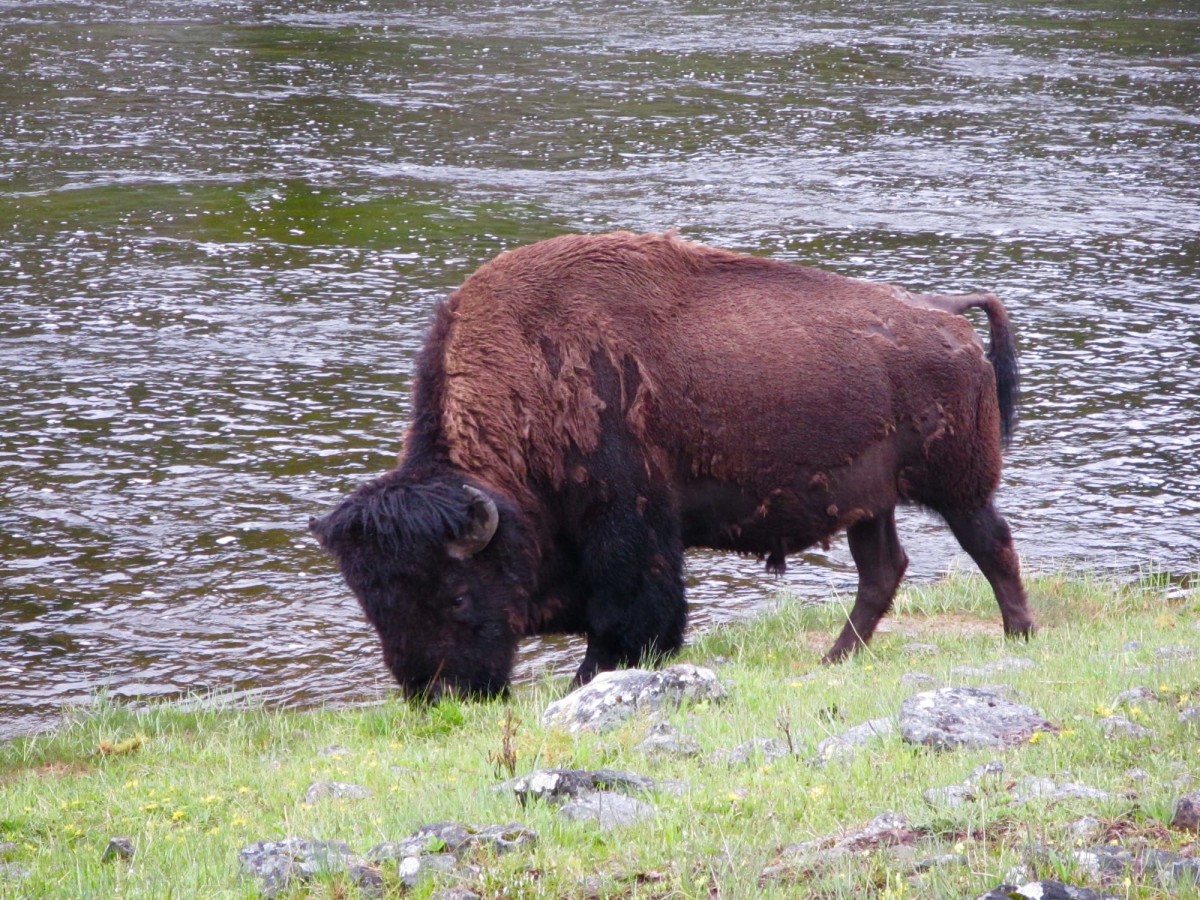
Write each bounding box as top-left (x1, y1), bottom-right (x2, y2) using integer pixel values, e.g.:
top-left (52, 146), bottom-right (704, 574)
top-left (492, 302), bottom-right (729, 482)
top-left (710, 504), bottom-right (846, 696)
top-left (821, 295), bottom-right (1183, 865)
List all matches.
top-left (447, 485), bottom-right (499, 560)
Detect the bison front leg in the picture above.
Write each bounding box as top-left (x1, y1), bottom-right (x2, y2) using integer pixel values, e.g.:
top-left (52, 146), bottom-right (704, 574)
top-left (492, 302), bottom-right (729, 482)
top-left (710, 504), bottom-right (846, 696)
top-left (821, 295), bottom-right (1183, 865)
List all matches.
top-left (571, 497), bottom-right (688, 687)
top-left (823, 509), bottom-right (909, 664)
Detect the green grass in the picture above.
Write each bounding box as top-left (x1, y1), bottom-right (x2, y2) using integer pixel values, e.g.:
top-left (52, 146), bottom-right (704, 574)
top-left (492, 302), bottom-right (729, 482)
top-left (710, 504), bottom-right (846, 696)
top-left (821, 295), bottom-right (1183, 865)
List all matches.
top-left (2, 572), bottom-right (1198, 898)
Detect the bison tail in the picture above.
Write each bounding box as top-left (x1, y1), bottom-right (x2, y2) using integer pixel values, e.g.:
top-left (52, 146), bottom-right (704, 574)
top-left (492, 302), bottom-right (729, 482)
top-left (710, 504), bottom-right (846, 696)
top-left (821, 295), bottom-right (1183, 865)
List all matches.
top-left (958, 293), bottom-right (1020, 447)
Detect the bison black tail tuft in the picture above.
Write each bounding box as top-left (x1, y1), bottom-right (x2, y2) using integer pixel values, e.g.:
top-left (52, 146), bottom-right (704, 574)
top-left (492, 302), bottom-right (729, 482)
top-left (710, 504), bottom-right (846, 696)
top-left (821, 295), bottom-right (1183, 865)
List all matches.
top-left (937, 291), bottom-right (1020, 447)
top-left (976, 293), bottom-right (1020, 448)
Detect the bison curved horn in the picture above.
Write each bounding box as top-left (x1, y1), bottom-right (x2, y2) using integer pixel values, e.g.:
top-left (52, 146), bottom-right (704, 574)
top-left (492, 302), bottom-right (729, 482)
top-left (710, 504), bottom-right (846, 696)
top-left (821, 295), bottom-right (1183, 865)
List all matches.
top-left (447, 485), bottom-right (500, 560)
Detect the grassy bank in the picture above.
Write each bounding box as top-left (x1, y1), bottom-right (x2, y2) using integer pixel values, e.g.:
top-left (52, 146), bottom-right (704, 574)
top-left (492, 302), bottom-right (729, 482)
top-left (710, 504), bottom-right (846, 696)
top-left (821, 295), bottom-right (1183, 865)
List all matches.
top-left (2, 573), bottom-right (1198, 898)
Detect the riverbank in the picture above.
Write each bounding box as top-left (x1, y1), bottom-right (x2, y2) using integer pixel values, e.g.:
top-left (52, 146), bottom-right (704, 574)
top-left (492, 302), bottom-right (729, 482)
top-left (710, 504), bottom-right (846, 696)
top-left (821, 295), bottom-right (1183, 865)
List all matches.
top-left (3, 572), bottom-right (1198, 898)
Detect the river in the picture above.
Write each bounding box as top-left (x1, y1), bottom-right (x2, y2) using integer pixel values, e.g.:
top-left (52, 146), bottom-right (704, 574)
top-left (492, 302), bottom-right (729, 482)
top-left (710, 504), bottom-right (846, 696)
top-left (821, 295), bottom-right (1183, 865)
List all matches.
top-left (2, 0), bottom-right (1197, 739)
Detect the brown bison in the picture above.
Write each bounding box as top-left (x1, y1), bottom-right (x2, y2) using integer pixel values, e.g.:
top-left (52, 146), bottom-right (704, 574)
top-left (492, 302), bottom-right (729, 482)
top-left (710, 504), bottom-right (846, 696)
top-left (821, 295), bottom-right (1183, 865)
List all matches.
top-left (310, 232), bottom-right (1033, 701)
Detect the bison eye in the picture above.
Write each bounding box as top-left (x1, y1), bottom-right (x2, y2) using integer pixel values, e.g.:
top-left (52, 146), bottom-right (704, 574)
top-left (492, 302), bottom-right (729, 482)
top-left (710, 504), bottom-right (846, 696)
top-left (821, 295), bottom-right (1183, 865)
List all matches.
top-left (450, 594), bottom-right (469, 610)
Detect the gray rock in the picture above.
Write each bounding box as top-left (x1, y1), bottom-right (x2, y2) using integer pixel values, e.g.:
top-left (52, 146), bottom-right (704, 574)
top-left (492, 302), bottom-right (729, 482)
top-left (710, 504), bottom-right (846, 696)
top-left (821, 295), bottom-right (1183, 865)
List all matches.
top-left (102, 837), bottom-right (135, 862)
top-left (1066, 816), bottom-right (1104, 843)
top-left (499, 769), bottom-right (655, 805)
top-left (367, 838), bottom-right (428, 863)
top-left (922, 783), bottom-right (977, 809)
top-left (1123, 767), bottom-right (1151, 782)
top-left (238, 838), bottom-right (365, 899)
top-left (0, 863), bottom-right (30, 882)
top-left (1139, 848), bottom-right (1200, 887)
top-left (474, 824), bottom-right (538, 854)
top-left (976, 881), bottom-right (1116, 900)
top-left (303, 781), bottom-right (371, 804)
top-left (434, 889), bottom-right (482, 900)
top-left (900, 687), bottom-right (1055, 751)
top-left (1099, 715), bottom-right (1153, 739)
top-left (350, 862), bottom-right (385, 898)
top-left (723, 737), bottom-right (792, 766)
top-left (901, 643), bottom-right (940, 656)
top-left (812, 717), bottom-right (894, 766)
top-left (1072, 845), bottom-right (1134, 880)
top-left (1178, 706), bottom-right (1200, 725)
top-left (924, 760), bottom-right (1007, 809)
top-left (1155, 645), bottom-right (1196, 662)
top-left (1011, 776), bottom-right (1110, 805)
top-left (0, 844), bottom-right (17, 859)
top-left (541, 664), bottom-right (725, 733)
top-left (779, 812), bottom-right (919, 862)
top-left (913, 852), bottom-right (967, 871)
top-left (637, 722), bottom-right (701, 758)
top-left (1114, 686), bottom-right (1157, 707)
top-left (397, 853), bottom-right (457, 888)
top-left (558, 791), bottom-right (656, 830)
top-left (967, 760), bottom-right (1006, 784)
top-left (951, 657), bottom-right (1036, 679)
top-left (368, 822), bottom-right (537, 862)
top-left (1171, 790), bottom-right (1200, 830)
top-left (318, 744), bottom-right (352, 758)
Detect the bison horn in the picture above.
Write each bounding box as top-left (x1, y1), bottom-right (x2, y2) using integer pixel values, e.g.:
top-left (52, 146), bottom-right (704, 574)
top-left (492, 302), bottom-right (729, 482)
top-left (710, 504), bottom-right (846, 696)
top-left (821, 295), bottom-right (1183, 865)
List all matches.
top-left (447, 485), bottom-right (499, 560)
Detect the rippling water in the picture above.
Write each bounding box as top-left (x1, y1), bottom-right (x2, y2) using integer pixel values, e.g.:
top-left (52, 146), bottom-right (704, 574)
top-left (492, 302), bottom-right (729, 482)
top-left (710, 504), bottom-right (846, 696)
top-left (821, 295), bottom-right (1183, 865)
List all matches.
top-left (2, 0), bottom-right (1198, 739)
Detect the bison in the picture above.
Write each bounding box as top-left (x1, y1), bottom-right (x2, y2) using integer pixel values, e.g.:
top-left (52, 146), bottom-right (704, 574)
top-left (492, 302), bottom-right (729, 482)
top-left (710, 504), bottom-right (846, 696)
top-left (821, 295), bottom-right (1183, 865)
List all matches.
top-left (310, 232), bottom-right (1033, 701)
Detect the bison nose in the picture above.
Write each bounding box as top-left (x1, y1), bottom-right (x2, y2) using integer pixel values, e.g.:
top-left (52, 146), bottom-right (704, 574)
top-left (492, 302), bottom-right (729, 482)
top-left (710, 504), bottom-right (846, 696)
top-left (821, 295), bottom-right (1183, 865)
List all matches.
top-left (406, 679), bottom-right (459, 706)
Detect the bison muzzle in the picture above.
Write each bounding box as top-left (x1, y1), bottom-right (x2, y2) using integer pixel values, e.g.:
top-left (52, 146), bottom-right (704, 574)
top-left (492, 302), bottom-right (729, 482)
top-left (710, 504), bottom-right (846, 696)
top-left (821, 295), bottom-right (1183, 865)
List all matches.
top-left (310, 232), bottom-right (1034, 701)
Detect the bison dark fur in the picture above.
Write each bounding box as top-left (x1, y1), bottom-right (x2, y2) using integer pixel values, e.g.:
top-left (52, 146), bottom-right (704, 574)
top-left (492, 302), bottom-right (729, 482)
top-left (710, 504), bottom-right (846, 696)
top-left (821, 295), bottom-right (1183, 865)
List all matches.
top-left (310, 232), bottom-right (1034, 701)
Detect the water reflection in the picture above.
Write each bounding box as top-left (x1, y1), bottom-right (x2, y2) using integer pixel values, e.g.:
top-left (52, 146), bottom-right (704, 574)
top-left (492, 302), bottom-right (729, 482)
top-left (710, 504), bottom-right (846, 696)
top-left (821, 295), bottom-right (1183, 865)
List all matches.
top-left (1, 0), bottom-right (1197, 739)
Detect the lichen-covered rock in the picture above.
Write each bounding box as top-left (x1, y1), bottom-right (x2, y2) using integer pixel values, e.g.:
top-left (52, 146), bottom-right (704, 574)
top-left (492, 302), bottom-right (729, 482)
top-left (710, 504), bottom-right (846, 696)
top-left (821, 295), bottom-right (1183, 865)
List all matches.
top-left (721, 738), bottom-right (792, 767)
top-left (368, 822), bottom-right (537, 861)
top-left (396, 853), bottom-right (457, 888)
top-left (811, 717), bottom-right (894, 766)
top-left (975, 881), bottom-right (1116, 900)
top-left (541, 665), bottom-right (725, 733)
top-left (1171, 790), bottom-right (1200, 831)
top-left (1067, 816), bottom-right (1104, 843)
top-left (1011, 776), bottom-right (1110, 805)
top-left (238, 838), bottom-right (371, 899)
top-left (1114, 686), bottom-right (1157, 707)
top-left (923, 783), bottom-right (977, 809)
top-left (900, 687), bottom-right (1055, 751)
top-left (637, 722), bottom-right (702, 758)
top-left (1099, 715), bottom-right (1153, 739)
top-left (777, 812), bottom-right (920, 863)
top-left (498, 769), bottom-right (655, 805)
top-left (102, 837), bottom-right (135, 862)
top-left (1155, 646), bottom-right (1196, 662)
top-left (0, 863), bottom-right (30, 883)
top-left (558, 791), bottom-right (656, 830)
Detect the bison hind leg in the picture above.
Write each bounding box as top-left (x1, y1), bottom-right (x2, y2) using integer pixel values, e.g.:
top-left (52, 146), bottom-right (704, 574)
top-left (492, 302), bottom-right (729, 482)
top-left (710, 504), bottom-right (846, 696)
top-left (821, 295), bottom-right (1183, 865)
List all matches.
top-left (822, 509), bottom-right (908, 664)
top-left (940, 501), bottom-right (1034, 639)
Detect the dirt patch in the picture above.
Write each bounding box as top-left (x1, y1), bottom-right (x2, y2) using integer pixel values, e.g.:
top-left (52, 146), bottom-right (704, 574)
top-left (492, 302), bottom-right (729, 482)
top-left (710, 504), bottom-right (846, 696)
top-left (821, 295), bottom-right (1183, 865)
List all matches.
top-left (0, 759), bottom-right (92, 786)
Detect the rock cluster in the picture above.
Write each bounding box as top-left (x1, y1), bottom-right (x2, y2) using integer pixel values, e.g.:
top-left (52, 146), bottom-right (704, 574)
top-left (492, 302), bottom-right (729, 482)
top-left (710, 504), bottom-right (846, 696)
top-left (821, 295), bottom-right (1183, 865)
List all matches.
top-left (229, 650), bottom-right (1200, 898)
top-left (239, 823), bottom-right (536, 898)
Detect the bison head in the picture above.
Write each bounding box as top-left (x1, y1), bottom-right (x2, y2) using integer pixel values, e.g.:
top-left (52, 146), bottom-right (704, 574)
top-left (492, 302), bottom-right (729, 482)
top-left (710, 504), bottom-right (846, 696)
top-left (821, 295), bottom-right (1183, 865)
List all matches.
top-left (309, 474), bottom-right (531, 702)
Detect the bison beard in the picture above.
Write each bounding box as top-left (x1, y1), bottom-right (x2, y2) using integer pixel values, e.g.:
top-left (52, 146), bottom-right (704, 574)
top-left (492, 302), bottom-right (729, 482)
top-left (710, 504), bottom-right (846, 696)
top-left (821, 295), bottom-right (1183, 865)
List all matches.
top-left (310, 232), bottom-right (1034, 701)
